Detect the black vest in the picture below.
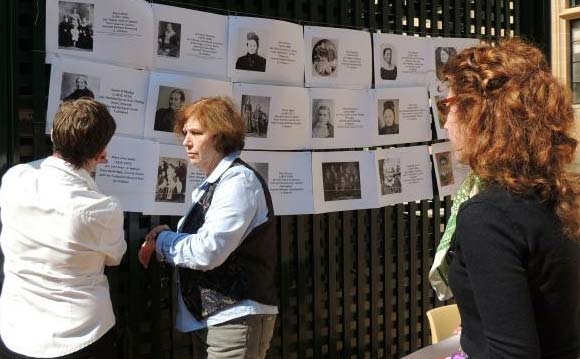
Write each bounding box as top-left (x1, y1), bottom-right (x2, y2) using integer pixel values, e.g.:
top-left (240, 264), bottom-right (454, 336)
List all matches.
top-left (178, 159), bottom-right (278, 321)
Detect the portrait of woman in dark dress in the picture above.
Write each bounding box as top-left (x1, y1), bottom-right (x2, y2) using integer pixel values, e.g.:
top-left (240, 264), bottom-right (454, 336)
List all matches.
top-left (235, 32), bottom-right (266, 72)
top-left (63, 75), bottom-right (95, 101)
top-left (378, 100), bottom-right (399, 135)
top-left (380, 46), bottom-right (397, 80)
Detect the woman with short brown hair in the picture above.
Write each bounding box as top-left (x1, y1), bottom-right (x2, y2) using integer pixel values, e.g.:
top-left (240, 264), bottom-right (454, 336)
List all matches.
top-left (140, 97), bottom-right (278, 359)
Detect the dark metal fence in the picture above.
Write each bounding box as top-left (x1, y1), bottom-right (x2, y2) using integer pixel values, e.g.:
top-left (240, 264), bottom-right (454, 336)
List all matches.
top-left (3, 0), bottom-right (524, 358)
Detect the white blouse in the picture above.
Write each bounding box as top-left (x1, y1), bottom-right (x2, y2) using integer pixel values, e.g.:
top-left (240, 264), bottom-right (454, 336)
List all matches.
top-left (0, 156), bottom-right (126, 357)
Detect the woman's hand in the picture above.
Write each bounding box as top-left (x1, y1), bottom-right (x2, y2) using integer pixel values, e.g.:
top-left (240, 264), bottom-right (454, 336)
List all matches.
top-left (138, 224), bottom-right (170, 269)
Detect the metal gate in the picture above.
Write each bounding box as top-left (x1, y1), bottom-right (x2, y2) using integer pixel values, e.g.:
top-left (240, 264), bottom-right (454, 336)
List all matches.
top-left (1, 1), bottom-right (528, 358)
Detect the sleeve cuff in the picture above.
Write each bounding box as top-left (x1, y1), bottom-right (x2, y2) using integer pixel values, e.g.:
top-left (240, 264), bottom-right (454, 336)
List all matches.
top-left (155, 230), bottom-right (172, 262)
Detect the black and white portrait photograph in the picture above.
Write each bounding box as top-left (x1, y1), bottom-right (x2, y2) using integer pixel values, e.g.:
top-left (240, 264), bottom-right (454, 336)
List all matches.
top-left (58, 1), bottom-right (94, 51)
top-left (312, 38), bottom-right (338, 77)
top-left (235, 30), bottom-right (267, 72)
top-left (434, 95), bottom-right (448, 127)
top-left (249, 162), bottom-right (269, 183)
top-left (157, 21), bottom-right (181, 58)
top-left (322, 161), bottom-right (361, 201)
top-left (378, 158), bottom-right (402, 195)
top-left (241, 94), bottom-right (270, 138)
top-left (435, 47), bottom-right (457, 81)
top-left (380, 44), bottom-right (397, 80)
top-left (377, 99), bottom-right (399, 135)
top-left (154, 86), bottom-right (191, 133)
top-left (435, 151), bottom-right (455, 187)
top-left (60, 72), bottom-right (99, 101)
top-left (155, 157), bottom-right (187, 203)
top-left (312, 99), bottom-right (334, 138)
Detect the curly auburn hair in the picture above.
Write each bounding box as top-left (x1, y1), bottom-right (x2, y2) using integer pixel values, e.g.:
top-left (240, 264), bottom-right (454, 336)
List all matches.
top-left (442, 37), bottom-right (580, 241)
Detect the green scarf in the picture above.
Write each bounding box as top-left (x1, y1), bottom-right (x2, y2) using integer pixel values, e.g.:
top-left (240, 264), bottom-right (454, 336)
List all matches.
top-left (429, 172), bottom-right (483, 301)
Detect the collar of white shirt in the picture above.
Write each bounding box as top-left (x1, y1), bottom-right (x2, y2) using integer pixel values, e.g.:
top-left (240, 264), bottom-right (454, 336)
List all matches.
top-left (43, 155), bottom-right (99, 191)
top-left (204, 151), bottom-right (241, 184)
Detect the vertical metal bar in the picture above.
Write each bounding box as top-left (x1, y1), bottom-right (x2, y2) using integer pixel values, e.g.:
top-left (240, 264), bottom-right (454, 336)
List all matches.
top-left (442, 0), bottom-right (450, 36)
top-left (367, 0), bottom-right (377, 30)
top-left (356, 210), bottom-right (366, 358)
top-left (383, 206), bottom-right (393, 357)
top-left (325, 0), bottom-right (335, 24)
top-left (296, 215), bottom-right (308, 359)
top-left (261, 0), bottom-right (271, 17)
top-left (0, 0), bottom-right (17, 176)
top-left (354, 0), bottom-right (363, 27)
top-left (504, 0), bottom-right (511, 36)
top-left (328, 212), bottom-right (338, 359)
top-left (276, 0), bottom-right (285, 18)
top-left (431, 0), bottom-right (439, 36)
top-left (280, 217), bottom-right (291, 359)
top-left (408, 202), bottom-right (419, 351)
top-left (382, 0), bottom-right (392, 31)
top-left (244, 0), bottom-right (253, 12)
top-left (395, 203), bottom-right (406, 355)
top-left (33, 0), bottom-right (48, 160)
top-left (394, 0), bottom-right (403, 33)
top-left (310, 0), bottom-right (320, 23)
top-left (514, 0), bottom-right (520, 35)
top-left (295, 0), bottom-right (303, 22)
top-left (342, 211), bottom-right (353, 358)
top-left (150, 252), bottom-right (162, 357)
top-left (419, 0), bottom-right (427, 36)
top-left (420, 200), bottom-right (431, 346)
top-left (312, 214), bottom-right (323, 359)
top-left (127, 213), bottom-right (144, 357)
top-left (370, 209), bottom-right (379, 359)
top-left (475, 0), bottom-right (483, 37)
top-left (407, 0), bottom-right (416, 34)
top-left (466, 0), bottom-right (473, 36)
top-left (339, 0), bottom-right (347, 26)
top-left (485, 0), bottom-right (492, 39)
top-left (432, 197), bottom-right (442, 308)
top-left (494, 0), bottom-right (501, 39)
top-left (454, 0), bottom-right (462, 35)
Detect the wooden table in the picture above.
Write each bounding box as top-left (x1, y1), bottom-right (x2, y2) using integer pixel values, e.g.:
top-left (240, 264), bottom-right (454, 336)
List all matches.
top-left (400, 335), bottom-right (461, 359)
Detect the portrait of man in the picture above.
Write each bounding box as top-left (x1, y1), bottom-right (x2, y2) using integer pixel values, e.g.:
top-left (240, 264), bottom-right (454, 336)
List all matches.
top-left (312, 38), bottom-right (338, 77)
top-left (379, 158), bottom-right (402, 195)
top-left (58, 2), bottom-right (94, 51)
top-left (322, 162), bottom-right (361, 201)
top-left (157, 21), bottom-right (181, 58)
top-left (240, 95), bottom-right (270, 138)
top-left (60, 72), bottom-right (98, 102)
top-left (312, 100), bottom-right (334, 138)
top-left (154, 87), bottom-right (188, 133)
top-left (435, 151), bottom-right (455, 187)
top-left (155, 157), bottom-right (187, 203)
top-left (236, 31), bottom-right (267, 72)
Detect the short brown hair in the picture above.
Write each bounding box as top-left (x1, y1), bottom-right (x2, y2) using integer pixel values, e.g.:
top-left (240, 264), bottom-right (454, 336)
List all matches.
top-left (174, 97), bottom-right (245, 155)
top-left (52, 98), bottom-right (116, 168)
top-left (442, 37), bottom-right (580, 241)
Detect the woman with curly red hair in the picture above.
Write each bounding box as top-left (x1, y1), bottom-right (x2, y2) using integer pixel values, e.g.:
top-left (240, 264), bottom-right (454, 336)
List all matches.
top-left (436, 38), bottom-right (580, 358)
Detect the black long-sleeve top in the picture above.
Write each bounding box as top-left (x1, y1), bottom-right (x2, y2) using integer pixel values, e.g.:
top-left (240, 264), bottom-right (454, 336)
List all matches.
top-left (448, 186), bottom-right (580, 359)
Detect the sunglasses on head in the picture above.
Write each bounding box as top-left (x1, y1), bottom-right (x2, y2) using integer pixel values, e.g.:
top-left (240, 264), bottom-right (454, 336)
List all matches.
top-left (436, 96), bottom-right (458, 117)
